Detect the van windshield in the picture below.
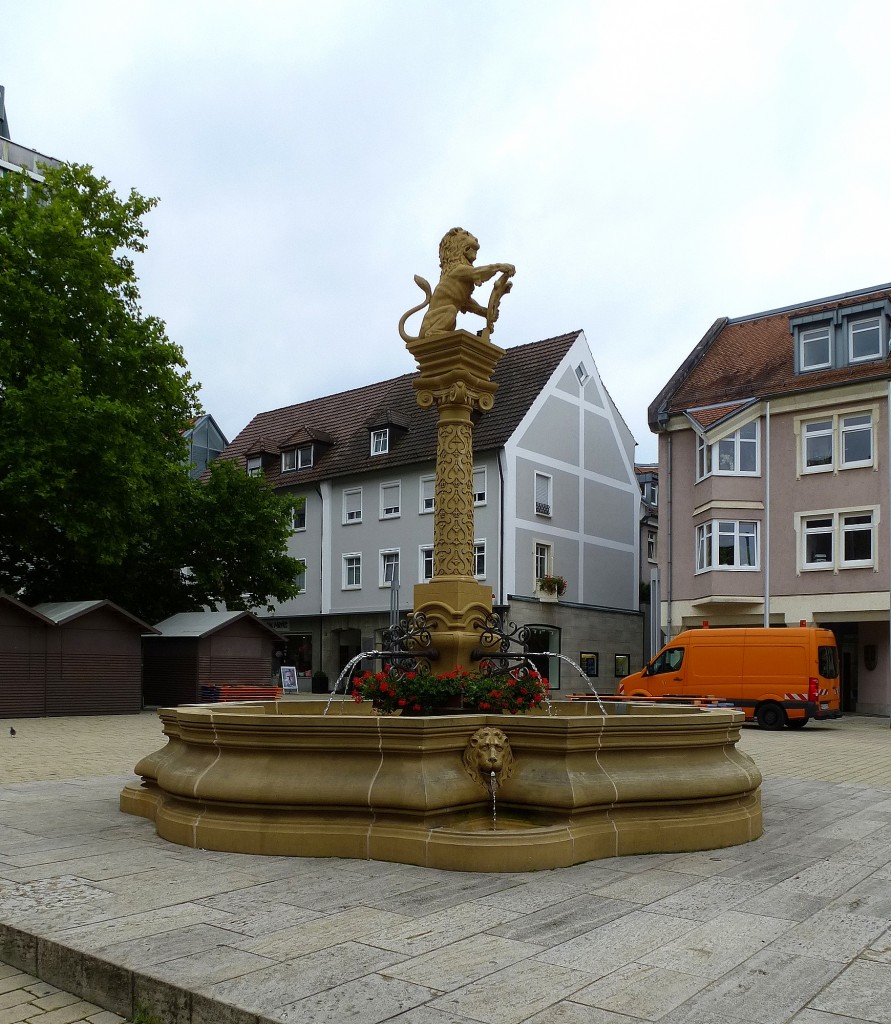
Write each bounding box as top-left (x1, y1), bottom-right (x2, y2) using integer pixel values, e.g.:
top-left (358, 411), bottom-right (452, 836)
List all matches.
top-left (818, 646), bottom-right (839, 679)
top-left (649, 648), bottom-right (684, 675)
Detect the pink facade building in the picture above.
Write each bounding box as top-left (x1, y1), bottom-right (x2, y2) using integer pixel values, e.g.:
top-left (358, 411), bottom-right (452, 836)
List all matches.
top-left (650, 283), bottom-right (891, 715)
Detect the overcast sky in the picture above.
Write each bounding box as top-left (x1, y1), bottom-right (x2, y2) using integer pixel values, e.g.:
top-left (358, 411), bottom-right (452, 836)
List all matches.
top-left (5, 0), bottom-right (891, 461)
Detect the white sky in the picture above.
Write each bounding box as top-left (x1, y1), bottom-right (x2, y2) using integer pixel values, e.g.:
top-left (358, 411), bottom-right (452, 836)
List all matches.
top-left (5, 0), bottom-right (891, 461)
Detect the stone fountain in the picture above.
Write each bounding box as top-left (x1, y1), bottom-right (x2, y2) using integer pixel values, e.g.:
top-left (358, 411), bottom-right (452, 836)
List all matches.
top-left (121, 230), bottom-right (762, 871)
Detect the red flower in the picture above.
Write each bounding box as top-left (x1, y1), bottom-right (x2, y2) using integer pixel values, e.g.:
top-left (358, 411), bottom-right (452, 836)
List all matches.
top-left (398, 698), bottom-right (407, 707)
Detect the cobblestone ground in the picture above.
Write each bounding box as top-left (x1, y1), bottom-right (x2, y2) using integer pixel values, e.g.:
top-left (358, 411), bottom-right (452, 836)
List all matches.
top-left (1, 708), bottom-right (889, 1024)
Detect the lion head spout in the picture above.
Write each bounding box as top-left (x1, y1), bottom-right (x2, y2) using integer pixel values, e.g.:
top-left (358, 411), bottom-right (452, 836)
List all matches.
top-left (462, 726), bottom-right (514, 788)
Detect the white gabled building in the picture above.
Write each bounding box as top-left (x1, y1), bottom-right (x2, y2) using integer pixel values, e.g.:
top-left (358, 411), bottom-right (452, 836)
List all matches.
top-left (221, 331), bottom-right (643, 692)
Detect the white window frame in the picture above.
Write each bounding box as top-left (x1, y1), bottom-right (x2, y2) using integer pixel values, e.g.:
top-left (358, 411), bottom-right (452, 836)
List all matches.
top-left (534, 472), bottom-right (553, 517)
top-left (342, 553), bottom-right (362, 589)
top-left (534, 542), bottom-right (553, 583)
top-left (575, 362), bottom-right (589, 385)
top-left (473, 467), bottom-right (487, 506)
top-left (246, 456), bottom-right (262, 477)
top-left (297, 445), bottom-right (313, 469)
top-left (798, 408), bottom-right (875, 475)
top-left (473, 539), bottom-right (486, 579)
top-left (343, 488), bottom-right (362, 524)
top-left (647, 530), bottom-right (657, 562)
top-left (380, 481), bottom-right (401, 519)
top-left (379, 548), bottom-right (400, 588)
top-left (296, 564), bottom-right (307, 594)
top-left (420, 545), bottom-right (434, 581)
top-left (292, 504), bottom-right (306, 532)
top-left (695, 420), bottom-right (759, 480)
top-left (849, 317), bottom-right (882, 363)
top-left (800, 325), bottom-right (832, 371)
top-left (695, 520), bottom-right (759, 572)
top-left (797, 507), bottom-right (878, 572)
top-left (370, 429), bottom-right (389, 456)
top-left (840, 413), bottom-right (874, 469)
top-left (420, 475), bottom-right (435, 514)
top-left (281, 449), bottom-right (297, 472)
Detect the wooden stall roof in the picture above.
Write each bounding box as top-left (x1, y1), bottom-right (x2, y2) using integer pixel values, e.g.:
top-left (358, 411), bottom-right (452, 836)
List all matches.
top-left (148, 610), bottom-right (280, 640)
top-left (0, 595), bottom-right (55, 625)
top-left (33, 600), bottom-right (158, 633)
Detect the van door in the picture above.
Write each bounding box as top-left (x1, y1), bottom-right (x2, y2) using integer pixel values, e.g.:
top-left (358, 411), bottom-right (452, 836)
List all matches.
top-left (685, 638), bottom-right (744, 699)
top-left (646, 645), bottom-right (686, 696)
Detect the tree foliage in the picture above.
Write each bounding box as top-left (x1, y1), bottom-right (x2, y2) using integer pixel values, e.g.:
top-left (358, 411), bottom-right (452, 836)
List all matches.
top-left (0, 163), bottom-right (302, 622)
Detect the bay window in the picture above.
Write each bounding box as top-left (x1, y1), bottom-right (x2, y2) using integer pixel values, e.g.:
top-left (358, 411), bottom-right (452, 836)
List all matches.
top-left (696, 520), bottom-right (759, 572)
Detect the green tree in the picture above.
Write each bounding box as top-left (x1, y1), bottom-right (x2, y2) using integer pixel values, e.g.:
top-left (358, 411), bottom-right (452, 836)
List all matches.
top-left (0, 162), bottom-right (302, 622)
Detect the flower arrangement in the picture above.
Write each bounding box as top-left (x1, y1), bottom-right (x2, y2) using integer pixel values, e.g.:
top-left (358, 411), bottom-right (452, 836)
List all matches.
top-left (537, 573), bottom-right (567, 596)
top-left (351, 665), bottom-right (549, 715)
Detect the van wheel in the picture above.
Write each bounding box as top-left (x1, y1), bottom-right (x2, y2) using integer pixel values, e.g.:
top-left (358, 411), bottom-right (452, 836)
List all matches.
top-left (756, 703), bottom-right (786, 730)
top-left (786, 717), bottom-right (809, 730)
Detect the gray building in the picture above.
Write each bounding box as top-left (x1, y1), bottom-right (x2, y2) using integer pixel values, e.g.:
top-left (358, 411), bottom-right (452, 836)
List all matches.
top-left (0, 85), bottom-right (61, 183)
top-left (221, 331), bottom-right (643, 692)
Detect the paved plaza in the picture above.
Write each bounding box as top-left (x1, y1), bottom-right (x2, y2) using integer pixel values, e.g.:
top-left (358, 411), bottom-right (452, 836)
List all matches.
top-left (0, 707), bottom-right (890, 1024)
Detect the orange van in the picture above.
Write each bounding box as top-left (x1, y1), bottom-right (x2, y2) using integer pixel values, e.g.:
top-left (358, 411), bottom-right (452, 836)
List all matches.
top-left (616, 626), bottom-right (842, 729)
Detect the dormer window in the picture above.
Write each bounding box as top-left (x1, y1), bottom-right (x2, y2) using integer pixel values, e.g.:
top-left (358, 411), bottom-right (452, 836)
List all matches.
top-left (792, 301), bottom-right (891, 374)
top-left (800, 326), bottom-right (831, 371)
top-left (850, 317), bottom-right (882, 362)
top-left (281, 445), bottom-right (314, 471)
top-left (246, 456), bottom-right (262, 477)
top-left (370, 429), bottom-right (389, 456)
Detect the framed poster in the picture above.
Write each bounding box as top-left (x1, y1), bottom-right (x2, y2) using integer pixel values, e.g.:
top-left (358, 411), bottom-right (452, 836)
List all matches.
top-left (579, 652), bottom-right (599, 678)
top-left (614, 654), bottom-right (630, 678)
top-left (280, 665), bottom-right (298, 692)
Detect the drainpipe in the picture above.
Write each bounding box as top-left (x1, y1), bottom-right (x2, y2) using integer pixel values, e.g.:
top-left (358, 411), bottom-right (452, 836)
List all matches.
top-left (763, 403), bottom-right (770, 627)
top-left (497, 450), bottom-right (506, 608)
top-left (665, 430), bottom-right (673, 639)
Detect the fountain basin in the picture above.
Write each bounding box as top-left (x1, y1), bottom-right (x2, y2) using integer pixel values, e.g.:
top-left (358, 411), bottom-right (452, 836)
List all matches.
top-left (120, 700), bottom-right (762, 872)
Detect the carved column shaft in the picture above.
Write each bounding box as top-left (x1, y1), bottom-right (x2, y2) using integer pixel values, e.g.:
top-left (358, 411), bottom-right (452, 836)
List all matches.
top-left (433, 401), bottom-right (475, 578)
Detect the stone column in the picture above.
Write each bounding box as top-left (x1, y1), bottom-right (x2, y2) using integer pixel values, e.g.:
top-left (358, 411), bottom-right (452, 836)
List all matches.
top-left (406, 331), bottom-right (504, 674)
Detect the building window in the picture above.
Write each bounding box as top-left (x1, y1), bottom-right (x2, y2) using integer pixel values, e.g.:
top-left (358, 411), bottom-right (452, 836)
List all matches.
top-left (343, 488), bottom-right (362, 524)
top-left (800, 409), bottom-right (874, 474)
top-left (534, 542), bottom-right (552, 582)
top-left (343, 554), bottom-right (362, 589)
top-left (696, 421), bottom-right (758, 480)
top-left (420, 475), bottom-right (435, 513)
top-left (292, 504), bottom-right (306, 531)
top-left (380, 549), bottom-right (400, 587)
top-left (296, 565), bottom-right (307, 593)
top-left (534, 473), bottom-right (552, 517)
top-left (420, 545), bottom-right (433, 581)
top-left (647, 530), bottom-right (657, 561)
top-left (297, 445), bottom-right (313, 469)
top-left (282, 449), bottom-right (297, 472)
top-left (575, 362), bottom-right (589, 385)
top-left (246, 456), bottom-right (263, 477)
top-left (695, 520), bottom-right (758, 572)
top-left (380, 481), bottom-right (401, 518)
top-left (371, 429), bottom-right (389, 456)
top-left (473, 467), bottom-right (487, 505)
top-left (799, 508), bottom-right (877, 571)
top-left (849, 317), bottom-right (882, 362)
top-left (800, 325), bottom-right (832, 371)
top-left (473, 540), bottom-right (486, 579)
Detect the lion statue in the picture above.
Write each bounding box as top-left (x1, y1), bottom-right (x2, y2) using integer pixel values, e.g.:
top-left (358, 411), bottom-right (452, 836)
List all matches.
top-left (399, 228), bottom-right (515, 342)
top-left (462, 726), bottom-right (514, 788)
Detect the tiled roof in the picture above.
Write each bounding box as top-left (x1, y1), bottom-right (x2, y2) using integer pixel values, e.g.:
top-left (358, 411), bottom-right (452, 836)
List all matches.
top-left (651, 284), bottom-right (891, 426)
top-left (220, 332), bottom-right (580, 488)
top-left (685, 401), bottom-right (754, 431)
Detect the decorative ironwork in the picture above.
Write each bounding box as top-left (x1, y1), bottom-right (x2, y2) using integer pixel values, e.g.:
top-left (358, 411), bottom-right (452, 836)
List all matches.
top-left (470, 611), bottom-right (531, 669)
top-left (381, 612), bottom-right (438, 676)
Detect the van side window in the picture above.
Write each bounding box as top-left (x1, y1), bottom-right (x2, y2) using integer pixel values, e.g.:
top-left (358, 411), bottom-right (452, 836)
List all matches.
top-left (818, 646), bottom-right (839, 678)
top-left (650, 648), bottom-right (684, 674)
